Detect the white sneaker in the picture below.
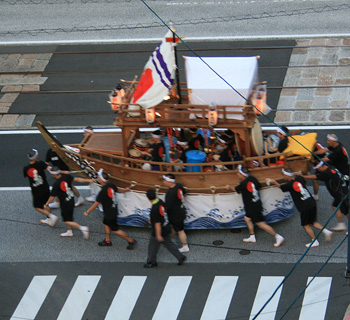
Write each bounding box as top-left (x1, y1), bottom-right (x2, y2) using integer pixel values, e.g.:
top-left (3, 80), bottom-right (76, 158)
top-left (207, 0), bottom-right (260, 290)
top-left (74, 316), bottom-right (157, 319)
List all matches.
top-left (85, 195), bottom-right (96, 202)
top-left (60, 230), bottom-right (73, 237)
top-left (323, 229), bottom-right (333, 242)
top-left (75, 196), bottom-right (85, 207)
top-left (179, 245), bottom-right (190, 253)
top-left (40, 218), bottom-right (50, 225)
top-left (49, 201), bottom-right (60, 209)
top-left (243, 235), bottom-right (256, 243)
top-left (80, 226), bottom-right (90, 240)
top-left (332, 223), bottom-right (347, 231)
top-left (274, 234), bottom-right (285, 247)
top-left (48, 214), bottom-right (59, 227)
top-left (313, 194), bottom-right (319, 201)
top-left (305, 239), bottom-right (320, 248)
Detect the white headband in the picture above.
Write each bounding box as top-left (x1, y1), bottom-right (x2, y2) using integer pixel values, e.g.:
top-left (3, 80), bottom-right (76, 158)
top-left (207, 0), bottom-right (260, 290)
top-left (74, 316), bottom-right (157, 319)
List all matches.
top-left (49, 168), bottom-right (61, 175)
top-left (84, 128), bottom-right (93, 133)
top-left (238, 165), bottom-right (249, 177)
top-left (327, 134), bottom-right (338, 141)
top-left (314, 161), bottom-right (325, 169)
top-left (152, 134), bottom-right (161, 139)
top-left (163, 175), bottom-right (176, 183)
top-left (28, 149), bottom-right (39, 160)
top-left (177, 141), bottom-right (188, 146)
top-left (98, 169), bottom-right (107, 183)
top-left (282, 168), bottom-right (294, 177)
top-left (277, 127), bottom-right (287, 136)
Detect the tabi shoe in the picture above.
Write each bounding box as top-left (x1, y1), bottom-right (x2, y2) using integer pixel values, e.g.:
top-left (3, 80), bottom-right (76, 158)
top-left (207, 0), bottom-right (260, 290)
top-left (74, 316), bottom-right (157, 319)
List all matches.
top-left (80, 226), bottom-right (90, 240)
top-left (305, 239), bottom-right (320, 248)
top-left (274, 234), bottom-right (285, 247)
top-left (144, 262), bottom-right (158, 268)
top-left (177, 256), bottom-right (187, 266)
top-left (323, 229), bottom-right (333, 242)
top-left (332, 223), bottom-right (347, 231)
top-left (127, 240), bottom-right (137, 250)
top-left (40, 218), bottom-right (50, 225)
top-left (243, 235), bottom-right (256, 243)
top-left (49, 201), bottom-right (60, 209)
top-left (60, 230), bottom-right (74, 237)
top-left (48, 214), bottom-right (59, 227)
top-left (179, 245), bottom-right (190, 253)
top-left (98, 239), bottom-right (112, 247)
top-left (74, 196), bottom-right (85, 207)
top-left (85, 195), bottom-right (96, 202)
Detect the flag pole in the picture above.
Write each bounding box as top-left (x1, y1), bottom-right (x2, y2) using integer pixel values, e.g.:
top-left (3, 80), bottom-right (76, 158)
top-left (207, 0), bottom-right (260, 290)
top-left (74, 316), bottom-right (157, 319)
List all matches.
top-left (172, 28), bottom-right (182, 104)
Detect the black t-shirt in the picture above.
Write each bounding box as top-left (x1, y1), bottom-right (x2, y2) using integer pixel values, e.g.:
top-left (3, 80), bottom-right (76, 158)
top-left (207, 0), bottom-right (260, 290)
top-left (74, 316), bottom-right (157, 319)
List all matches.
top-left (280, 176), bottom-right (315, 211)
top-left (51, 174), bottom-right (75, 210)
top-left (149, 199), bottom-right (171, 237)
top-left (151, 141), bottom-right (165, 162)
top-left (23, 161), bottom-right (50, 196)
top-left (278, 138), bottom-right (288, 153)
top-left (96, 183), bottom-right (119, 220)
top-left (165, 183), bottom-right (187, 222)
top-left (316, 168), bottom-right (345, 198)
top-left (235, 176), bottom-right (262, 213)
top-left (328, 143), bottom-right (349, 175)
top-left (45, 149), bottom-right (69, 171)
top-left (188, 134), bottom-right (205, 150)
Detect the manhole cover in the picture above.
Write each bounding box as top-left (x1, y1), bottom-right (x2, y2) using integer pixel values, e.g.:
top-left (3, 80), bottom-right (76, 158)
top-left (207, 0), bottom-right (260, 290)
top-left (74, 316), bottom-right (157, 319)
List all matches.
top-left (212, 240), bottom-right (224, 246)
top-left (239, 249), bottom-right (251, 255)
top-left (231, 229), bottom-right (242, 233)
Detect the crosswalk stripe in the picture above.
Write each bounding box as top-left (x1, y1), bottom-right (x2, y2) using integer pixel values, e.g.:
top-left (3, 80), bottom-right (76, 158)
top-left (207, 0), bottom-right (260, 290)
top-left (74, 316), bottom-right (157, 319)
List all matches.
top-left (249, 276), bottom-right (284, 320)
top-left (57, 275), bottom-right (101, 320)
top-left (10, 275), bottom-right (56, 320)
top-left (105, 276), bottom-right (147, 320)
top-left (200, 276), bottom-right (238, 320)
top-left (152, 276), bottom-right (192, 320)
top-left (299, 277), bottom-right (332, 320)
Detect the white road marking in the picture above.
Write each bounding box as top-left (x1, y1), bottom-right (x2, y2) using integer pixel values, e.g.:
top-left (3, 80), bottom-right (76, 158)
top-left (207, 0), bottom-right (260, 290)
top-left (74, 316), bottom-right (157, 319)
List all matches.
top-left (250, 276), bottom-right (284, 320)
top-left (200, 276), bottom-right (238, 320)
top-left (105, 276), bottom-right (147, 320)
top-left (10, 275), bottom-right (56, 320)
top-left (299, 277), bottom-right (332, 320)
top-left (152, 276), bottom-right (192, 320)
top-left (57, 275), bottom-right (101, 320)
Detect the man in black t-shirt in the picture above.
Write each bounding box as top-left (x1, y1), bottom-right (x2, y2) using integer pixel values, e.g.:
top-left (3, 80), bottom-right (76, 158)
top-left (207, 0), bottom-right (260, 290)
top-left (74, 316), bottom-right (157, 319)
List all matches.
top-left (270, 168), bottom-right (333, 248)
top-left (163, 174), bottom-right (189, 253)
top-left (141, 130), bottom-right (165, 171)
top-left (45, 148), bottom-right (85, 208)
top-left (225, 165), bottom-right (284, 247)
top-left (45, 167), bottom-right (92, 239)
top-left (84, 169), bottom-right (136, 249)
top-left (303, 161), bottom-right (349, 232)
top-left (188, 128), bottom-right (205, 150)
top-left (23, 149), bottom-right (59, 227)
top-left (144, 189), bottom-right (186, 268)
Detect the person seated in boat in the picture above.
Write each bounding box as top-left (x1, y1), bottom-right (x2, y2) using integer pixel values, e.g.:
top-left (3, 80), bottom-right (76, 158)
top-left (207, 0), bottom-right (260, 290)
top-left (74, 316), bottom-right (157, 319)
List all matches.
top-left (223, 129), bottom-right (242, 161)
top-left (188, 128), bottom-right (205, 150)
top-left (263, 126), bottom-right (289, 166)
top-left (213, 135), bottom-right (233, 170)
top-left (108, 84), bottom-right (125, 113)
top-left (161, 128), bottom-right (178, 162)
top-left (171, 140), bottom-right (190, 172)
top-left (140, 130), bottom-right (165, 171)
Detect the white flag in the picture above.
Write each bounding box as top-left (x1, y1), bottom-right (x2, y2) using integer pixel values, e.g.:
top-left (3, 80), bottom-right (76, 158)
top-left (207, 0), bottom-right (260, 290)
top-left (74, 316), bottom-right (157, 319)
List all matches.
top-left (131, 31), bottom-right (176, 109)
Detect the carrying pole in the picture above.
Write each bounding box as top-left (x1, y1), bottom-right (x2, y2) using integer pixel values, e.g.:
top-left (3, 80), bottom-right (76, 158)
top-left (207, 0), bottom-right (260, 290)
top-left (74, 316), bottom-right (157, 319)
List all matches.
top-left (173, 29), bottom-right (182, 104)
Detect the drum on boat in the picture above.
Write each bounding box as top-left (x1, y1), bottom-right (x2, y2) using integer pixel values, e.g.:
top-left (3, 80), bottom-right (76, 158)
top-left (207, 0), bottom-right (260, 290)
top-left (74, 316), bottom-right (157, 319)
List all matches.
top-left (234, 119), bottom-right (263, 157)
top-left (128, 148), bottom-right (143, 159)
top-left (133, 139), bottom-right (150, 151)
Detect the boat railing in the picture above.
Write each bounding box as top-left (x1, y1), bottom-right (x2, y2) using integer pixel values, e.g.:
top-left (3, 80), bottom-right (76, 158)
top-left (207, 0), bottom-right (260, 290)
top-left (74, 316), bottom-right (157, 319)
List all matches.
top-left (80, 147), bottom-right (300, 173)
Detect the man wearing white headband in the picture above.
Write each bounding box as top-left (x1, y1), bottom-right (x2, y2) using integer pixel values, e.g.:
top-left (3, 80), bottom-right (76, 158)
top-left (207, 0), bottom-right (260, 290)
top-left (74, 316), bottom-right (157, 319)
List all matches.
top-left (225, 165), bottom-right (284, 247)
top-left (270, 168), bottom-right (333, 248)
top-left (141, 130), bottom-right (165, 171)
top-left (23, 149), bottom-right (59, 227)
top-left (84, 169), bottom-right (136, 249)
top-left (303, 161), bottom-right (349, 232)
top-left (314, 133), bottom-right (349, 181)
top-left (276, 125), bottom-right (289, 153)
top-left (45, 166), bottom-right (94, 239)
top-left (163, 174), bottom-right (189, 253)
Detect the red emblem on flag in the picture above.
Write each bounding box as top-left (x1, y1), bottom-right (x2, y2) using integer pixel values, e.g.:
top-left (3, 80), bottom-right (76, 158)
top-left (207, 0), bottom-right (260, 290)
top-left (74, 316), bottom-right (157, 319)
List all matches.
top-left (132, 68), bottom-right (154, 103)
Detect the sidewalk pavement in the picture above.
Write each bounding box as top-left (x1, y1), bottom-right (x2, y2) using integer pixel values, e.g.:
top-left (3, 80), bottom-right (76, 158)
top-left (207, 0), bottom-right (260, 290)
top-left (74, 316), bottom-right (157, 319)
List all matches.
top-left (0, 38), bottom-right (349, 129)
